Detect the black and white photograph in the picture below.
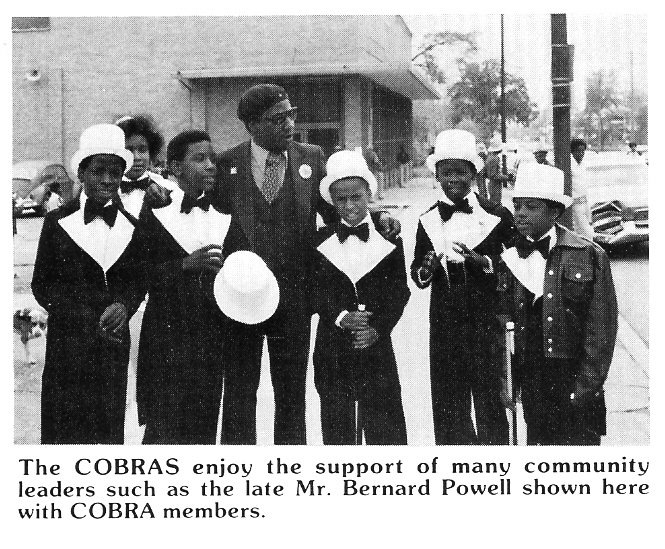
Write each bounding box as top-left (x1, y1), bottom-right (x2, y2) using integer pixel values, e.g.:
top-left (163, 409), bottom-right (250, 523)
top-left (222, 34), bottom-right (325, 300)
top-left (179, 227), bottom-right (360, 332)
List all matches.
top-left (11, 12), bottom-right (649, 449)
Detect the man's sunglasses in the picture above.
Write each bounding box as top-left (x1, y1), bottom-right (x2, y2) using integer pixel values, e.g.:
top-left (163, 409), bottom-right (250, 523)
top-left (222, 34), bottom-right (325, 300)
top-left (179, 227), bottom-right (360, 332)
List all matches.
top-left (262, 107), bottom-right (298, 126)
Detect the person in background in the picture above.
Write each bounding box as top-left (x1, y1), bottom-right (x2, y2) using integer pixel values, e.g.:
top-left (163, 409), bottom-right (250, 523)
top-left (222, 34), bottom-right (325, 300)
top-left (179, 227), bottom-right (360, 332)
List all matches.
top-left (44, 182), bottom-right (64, 213)
top-left (364, 146), bottom-right (385, 199)
top-left (498, 163), bottom-right (617, 445)
top-left (570, 138), bottom-right (594, 241)
top-left (627, 141), bottom-right (641, 156)
top-left (485, 139), bottom-right (513, 204)
top-left (32, 124), bottom-right (147, 444)
top-left (475, 142), bottom-right (488, 198)
top-left (115, 115), bottom-right (175, 218)
top-left (396, 144), bottom-right (411, 188)
top-left (412, 129), bottom-right (516, 445)
top-left (533, 145), bottom-right (551, 166)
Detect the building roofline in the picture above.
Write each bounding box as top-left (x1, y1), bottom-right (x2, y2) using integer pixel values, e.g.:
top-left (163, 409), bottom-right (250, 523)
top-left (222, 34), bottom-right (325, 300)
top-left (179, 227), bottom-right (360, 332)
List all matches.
top-left (177, 63), bottom-right (439, 100)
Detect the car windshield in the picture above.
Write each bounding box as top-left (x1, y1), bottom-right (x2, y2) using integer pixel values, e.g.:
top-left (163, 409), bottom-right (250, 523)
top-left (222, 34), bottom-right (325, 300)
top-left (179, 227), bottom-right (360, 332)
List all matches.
top-left (585, 159), bottom-right (648, 189)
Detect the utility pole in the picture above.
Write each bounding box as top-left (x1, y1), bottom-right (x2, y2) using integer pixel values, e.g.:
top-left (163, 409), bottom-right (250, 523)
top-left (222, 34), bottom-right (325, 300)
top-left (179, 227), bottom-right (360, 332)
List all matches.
top-left (500, 14), bottom-right (507, 174)
top-left (551, 14), bottom-right (573, 227)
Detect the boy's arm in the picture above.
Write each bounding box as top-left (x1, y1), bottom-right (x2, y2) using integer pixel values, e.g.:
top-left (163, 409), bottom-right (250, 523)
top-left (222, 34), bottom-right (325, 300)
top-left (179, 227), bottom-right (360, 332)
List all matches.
top-left (370, 239), bottom-right (411, 336)
top-left (575, 246), bottom-right (619, 401)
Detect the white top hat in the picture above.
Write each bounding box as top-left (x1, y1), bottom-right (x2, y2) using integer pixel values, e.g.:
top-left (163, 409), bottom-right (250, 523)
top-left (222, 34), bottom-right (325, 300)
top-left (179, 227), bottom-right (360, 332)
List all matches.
top-left (426, 129), bottom-right (484, 174)
top-left (70, 124), bottom-right (134, 177)
top-left (319, 150), bottom-right (378, 205)
top-left (513, 163), bottom-right (573, 208)
top-left (214, 251), bottom-right (280, 325)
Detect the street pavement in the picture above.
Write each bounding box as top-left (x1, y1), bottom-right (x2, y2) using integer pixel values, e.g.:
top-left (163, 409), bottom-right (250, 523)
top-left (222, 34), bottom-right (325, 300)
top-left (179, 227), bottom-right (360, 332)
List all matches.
top-left (12, 174), bottom-right (649, 445)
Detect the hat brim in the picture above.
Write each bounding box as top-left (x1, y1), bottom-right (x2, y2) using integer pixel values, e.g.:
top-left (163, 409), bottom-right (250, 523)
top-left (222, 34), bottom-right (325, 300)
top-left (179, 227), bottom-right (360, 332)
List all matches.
top-left (512, 191), bottom-right (573, 209)
top-left (426, 154), bottom-right (484, 174)
top-left (213, 270), bottom-right (280, 325)
top-left (71, 147), bottom-right (134, 178)
top-left (320, 170), bottom-right (378, 205)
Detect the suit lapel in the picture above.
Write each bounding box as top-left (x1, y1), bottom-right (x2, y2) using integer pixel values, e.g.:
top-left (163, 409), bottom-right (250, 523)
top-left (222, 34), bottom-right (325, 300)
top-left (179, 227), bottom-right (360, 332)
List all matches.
top-left (58, 197), bottom-right (135, 273)
top-left (289, 142), bottom-right (313, 237)
top-left (229, 141), bottom-right (255, 248)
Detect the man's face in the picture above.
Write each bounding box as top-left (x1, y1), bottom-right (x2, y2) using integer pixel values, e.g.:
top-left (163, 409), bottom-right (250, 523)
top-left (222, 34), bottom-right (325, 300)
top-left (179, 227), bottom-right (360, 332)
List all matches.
top-left (125, 134), bottom-right (151, 180)
top-left (534, 151), bottom-right (548, 164)
top-left (513, 198), bottom-right (561, 240)
top-left (572, 145), bottom-right (586, 164)
top-left (329, 177), bottom-right (371, 227)
top-left (80, 155), bottom-right (125, 204)
top-left (436, 159), bottom-right (474, 203)
top-left (172, 141), bottom-right (217, 196)
top-left (248, 99), bottom-right (296, 152)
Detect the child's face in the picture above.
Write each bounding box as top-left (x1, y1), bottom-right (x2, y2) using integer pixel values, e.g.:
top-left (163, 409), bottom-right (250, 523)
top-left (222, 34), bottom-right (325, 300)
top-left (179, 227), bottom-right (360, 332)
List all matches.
top-left (174, 141), bottom-right (216, 196)
top-left (125, 134), bottom-right (151, 180)
top-left (513, 198), bottom-right (560, 240)
top-left (436, 159), bottom-right (474, 203)
top-left (329, 177), bottom-right (371, 227)
top-left (80, 154), bottom-right (125, 204)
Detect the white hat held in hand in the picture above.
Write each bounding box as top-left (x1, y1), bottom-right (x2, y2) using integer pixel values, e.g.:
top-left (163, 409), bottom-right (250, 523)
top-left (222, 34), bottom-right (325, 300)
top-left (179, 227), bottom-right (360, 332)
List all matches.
top-left (71, 124), bottom-right (134, 177)
top-left (214, 251), bottom-right (280, 325)
top-left (426, 129), bottom-right (484, 174)
top-left (513, 163), bottom-right (573, 209)
top-left (320, 150), bottom-right (378, 205)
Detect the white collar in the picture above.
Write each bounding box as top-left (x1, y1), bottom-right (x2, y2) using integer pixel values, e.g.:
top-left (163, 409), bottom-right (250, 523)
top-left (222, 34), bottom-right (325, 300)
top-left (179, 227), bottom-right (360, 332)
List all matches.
top-left (526, 226), bottom-right (557, 250)
top-left (251, 140), bottom-right (288, 167)
top-left (340, 212), bottom-right (373, 229)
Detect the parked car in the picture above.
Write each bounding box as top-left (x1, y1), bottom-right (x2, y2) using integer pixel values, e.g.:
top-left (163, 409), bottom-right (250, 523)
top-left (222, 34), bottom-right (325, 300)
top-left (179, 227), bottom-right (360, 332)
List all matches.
top-left (12, 161), bottom-right (75, 216)
top-left (587, 157), bottom-right (648, 248)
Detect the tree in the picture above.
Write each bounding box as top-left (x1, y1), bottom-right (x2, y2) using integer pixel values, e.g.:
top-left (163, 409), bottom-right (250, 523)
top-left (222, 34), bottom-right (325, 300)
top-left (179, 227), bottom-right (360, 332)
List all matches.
top-left (412, 31), bottom-right (477, 84)
top-left (447, 59), bottom-right (537, 143)
top-left (577, 70), bottom-right (623, 150)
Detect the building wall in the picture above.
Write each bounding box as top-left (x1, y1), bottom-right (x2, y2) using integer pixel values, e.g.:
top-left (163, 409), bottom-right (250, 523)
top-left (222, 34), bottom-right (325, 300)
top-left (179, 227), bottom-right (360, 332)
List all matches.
top-left (13, 16), bottom-right (413, 168)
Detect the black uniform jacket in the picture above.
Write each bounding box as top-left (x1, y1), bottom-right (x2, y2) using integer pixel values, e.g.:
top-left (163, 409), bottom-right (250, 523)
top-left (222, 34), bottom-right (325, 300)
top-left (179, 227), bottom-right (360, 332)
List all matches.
top-left (312, 221), bottom-right (410, 393)
top-left (32, 197), bottom-right (147, 443)
top-left (135, 192), bottom-right (247, 426)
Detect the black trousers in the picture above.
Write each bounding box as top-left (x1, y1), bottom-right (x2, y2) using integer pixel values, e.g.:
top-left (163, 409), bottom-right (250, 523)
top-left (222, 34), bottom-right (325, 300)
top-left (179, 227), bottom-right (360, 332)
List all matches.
top-left (222, 299), bottom-right (310, 445)
top-left (319, 367), bottom-right (407, 445)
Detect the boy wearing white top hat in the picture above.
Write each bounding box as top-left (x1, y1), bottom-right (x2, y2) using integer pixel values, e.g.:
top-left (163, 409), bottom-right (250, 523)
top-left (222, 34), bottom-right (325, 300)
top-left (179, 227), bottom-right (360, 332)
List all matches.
top-left (136, 130), bottom-right (249, 444)
top-left (499, 163), bottom-right (617, 445)
top-left (32, 124), bottom-right (148, 443)
top-left (412, 129), bottom-right (517, 445)
top-left (313, 150), bottom-right (410, 444)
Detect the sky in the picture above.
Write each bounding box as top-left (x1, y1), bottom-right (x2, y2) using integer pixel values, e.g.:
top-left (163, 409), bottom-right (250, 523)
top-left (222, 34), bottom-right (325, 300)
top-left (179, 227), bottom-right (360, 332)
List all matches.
top-left (403, 13), bottom-right (648, 112)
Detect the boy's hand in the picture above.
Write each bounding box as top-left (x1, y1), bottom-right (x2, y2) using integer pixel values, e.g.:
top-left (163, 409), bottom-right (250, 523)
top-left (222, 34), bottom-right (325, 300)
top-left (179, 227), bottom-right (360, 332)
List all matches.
top-left (144, 183), bottom-right (172, 207)
top-left (183, 244), bottom-right (224, 274)
top-left (421, 251), bottom-right (444, 276)
top-left (353, 327), bottom-right (379, 349)
top-left (453, 242), bottom-right (490, 269)
top-left (340, 311), bottom-right (373, 331)
top-left (98, 302), bottom-right (128, 344)
top-left (377, 212), bottom-right (401, 239)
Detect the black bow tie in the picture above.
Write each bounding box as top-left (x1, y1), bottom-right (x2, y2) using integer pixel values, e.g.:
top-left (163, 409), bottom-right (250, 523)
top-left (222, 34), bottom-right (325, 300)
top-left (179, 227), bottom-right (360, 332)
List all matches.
top-left (120, 177), bottom-right (150, 194)
top-left (83, 199), bottom-right (118, 227)
top-left (437, 199), bottom-right (473, 222)
top-left (515, 235), bottom-right (551, 259)
top-left (337, 222), bottom-right (370, 243)
top-left (181, 193), bottom-right (211, 214)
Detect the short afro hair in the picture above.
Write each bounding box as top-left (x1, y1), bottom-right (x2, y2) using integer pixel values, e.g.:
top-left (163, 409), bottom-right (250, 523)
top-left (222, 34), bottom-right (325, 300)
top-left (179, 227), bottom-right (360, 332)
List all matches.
top-left (116, 115), bottom-right (164, 160)
top-left (570, 138), bottom-right (587, 152)
top-left (166, 130), bottom-right (212, 164)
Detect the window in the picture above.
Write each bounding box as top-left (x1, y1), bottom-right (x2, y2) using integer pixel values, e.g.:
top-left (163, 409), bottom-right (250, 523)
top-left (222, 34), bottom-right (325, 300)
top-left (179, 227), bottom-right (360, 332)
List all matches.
top-left (12, 17), bottom-right (50, 32)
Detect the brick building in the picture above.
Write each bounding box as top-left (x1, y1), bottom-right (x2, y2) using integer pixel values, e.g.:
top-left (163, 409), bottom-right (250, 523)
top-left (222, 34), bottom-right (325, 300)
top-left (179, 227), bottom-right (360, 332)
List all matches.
top-left (12, 15), bottom-right (438, 176)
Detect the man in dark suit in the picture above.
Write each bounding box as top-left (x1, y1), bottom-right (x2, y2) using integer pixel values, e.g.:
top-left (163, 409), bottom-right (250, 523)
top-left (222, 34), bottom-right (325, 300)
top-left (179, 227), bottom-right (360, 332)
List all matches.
top-left (214, 84), bottom-right (399, 444)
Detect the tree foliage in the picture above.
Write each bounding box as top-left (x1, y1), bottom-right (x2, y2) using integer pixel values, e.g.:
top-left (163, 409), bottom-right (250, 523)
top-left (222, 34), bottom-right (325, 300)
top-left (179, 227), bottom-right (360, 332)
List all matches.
top-left (412, 31), bottom-right (477, 84)
top-left (447, 59), bottom-right (537, 143)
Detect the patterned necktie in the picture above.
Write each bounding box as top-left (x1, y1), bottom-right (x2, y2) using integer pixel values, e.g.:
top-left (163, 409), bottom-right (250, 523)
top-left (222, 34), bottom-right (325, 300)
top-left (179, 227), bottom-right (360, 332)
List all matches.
top-left (437, 198), bottom-right (473, 222)
top-left (515, 235), bottom-right (551, 259)
top-left (337, 222), bottom-right (370, 243)
top-left (262, 152), bottom-right (285, 203)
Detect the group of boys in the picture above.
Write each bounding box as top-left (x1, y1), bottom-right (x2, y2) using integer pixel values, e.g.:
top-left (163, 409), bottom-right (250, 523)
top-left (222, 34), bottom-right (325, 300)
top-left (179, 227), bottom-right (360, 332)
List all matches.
top-left (33, 82), bottom-right (618, 446)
